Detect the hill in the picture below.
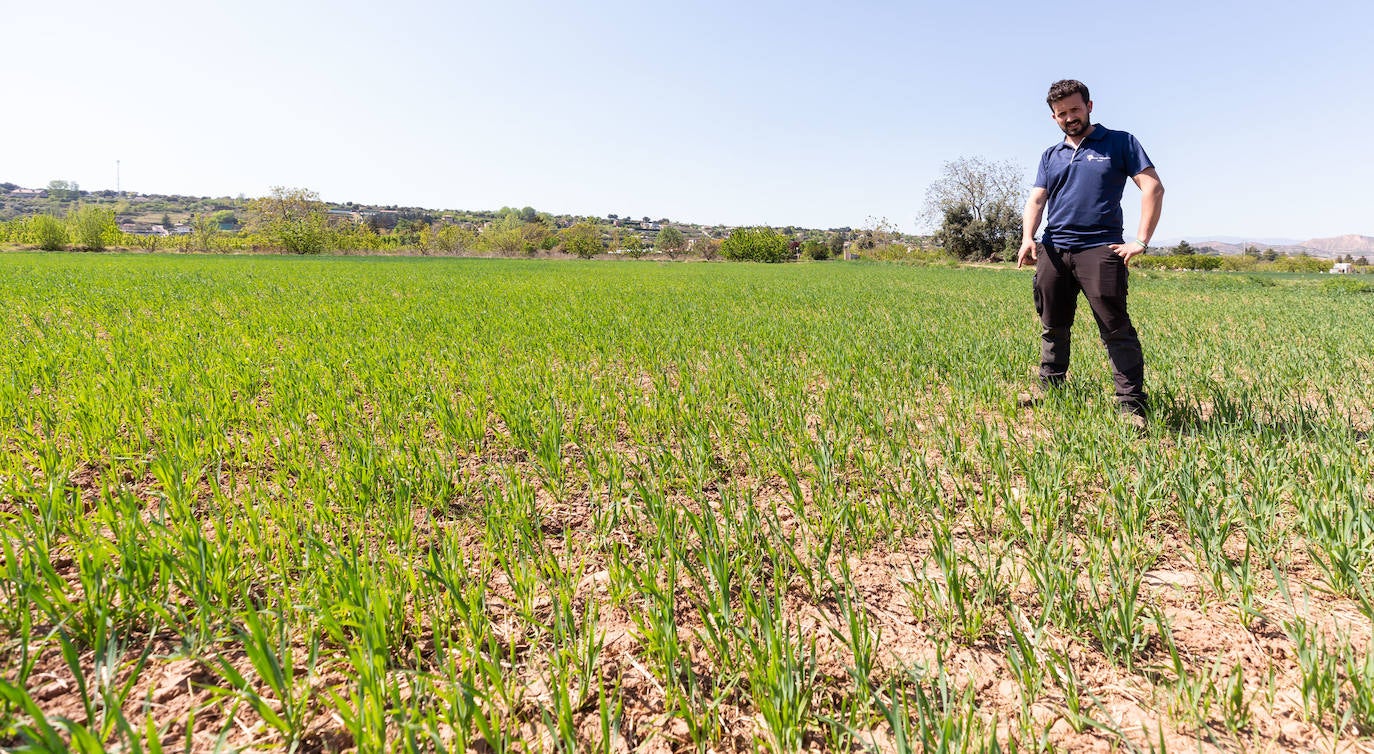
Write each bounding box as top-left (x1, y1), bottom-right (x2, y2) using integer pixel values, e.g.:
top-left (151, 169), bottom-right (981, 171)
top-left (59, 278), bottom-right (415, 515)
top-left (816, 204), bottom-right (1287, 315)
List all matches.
top-left (1168, 236), bottom-right (1374, 260)
top-left (1301, 234), bottom-right (1374, 255)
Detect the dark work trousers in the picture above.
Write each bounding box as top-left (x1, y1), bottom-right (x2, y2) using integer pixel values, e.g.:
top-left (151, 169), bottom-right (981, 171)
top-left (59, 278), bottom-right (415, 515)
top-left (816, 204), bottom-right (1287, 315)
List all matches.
top-left (1033, 243), bottom-right (1147, 411)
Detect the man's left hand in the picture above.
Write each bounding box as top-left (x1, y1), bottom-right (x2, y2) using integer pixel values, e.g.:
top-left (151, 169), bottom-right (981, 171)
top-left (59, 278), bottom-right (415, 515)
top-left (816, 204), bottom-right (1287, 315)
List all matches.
top-left (1110, 240), bottom-right (1145, 265)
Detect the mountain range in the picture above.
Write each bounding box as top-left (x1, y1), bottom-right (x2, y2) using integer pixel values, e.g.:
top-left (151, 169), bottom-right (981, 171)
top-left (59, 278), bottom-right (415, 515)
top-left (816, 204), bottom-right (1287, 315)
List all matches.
top-left (1160, 234), bottom-right (1374, 258)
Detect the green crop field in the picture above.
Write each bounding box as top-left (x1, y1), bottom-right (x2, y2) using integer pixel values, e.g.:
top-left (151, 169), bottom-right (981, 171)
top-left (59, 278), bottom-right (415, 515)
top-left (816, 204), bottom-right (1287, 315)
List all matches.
top-left (1, 253), bottom-right (1371, 753)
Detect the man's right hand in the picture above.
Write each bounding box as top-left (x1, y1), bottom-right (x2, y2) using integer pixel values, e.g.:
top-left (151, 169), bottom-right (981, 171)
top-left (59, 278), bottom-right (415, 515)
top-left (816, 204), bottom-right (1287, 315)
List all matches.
top-left (1016, 240), bottom-right (1037, 268)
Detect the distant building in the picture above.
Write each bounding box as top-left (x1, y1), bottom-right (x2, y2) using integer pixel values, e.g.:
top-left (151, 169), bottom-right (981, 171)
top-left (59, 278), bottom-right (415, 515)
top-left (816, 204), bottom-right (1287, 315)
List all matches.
top-left (1331, 262), bottom-right (1353, 274)
top-left (9, 188), bottom-right (46, 197)
top-left (119, 223), bottom-right (167, 236)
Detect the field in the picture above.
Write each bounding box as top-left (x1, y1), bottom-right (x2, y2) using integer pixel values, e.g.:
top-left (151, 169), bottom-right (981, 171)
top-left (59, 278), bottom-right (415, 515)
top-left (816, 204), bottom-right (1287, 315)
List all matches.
top-left (1, 253), bottom-right (1371, 753)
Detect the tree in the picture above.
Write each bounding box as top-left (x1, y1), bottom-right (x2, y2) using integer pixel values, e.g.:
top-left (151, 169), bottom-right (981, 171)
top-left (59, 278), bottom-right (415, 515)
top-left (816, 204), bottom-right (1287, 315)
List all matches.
top-left (828, 231), bottom-right (846, 259)
top-left (695, 237), bottom-right (721, 261)
top-left (210, 210), bottom-right (238, 229)
top-left (70, 204), bottom-right (117, 250)
top-left (623, 233), bottom-right (646, 259)
top-left (934, 202), bottom-right (1021, 261)
top-left (722, 227), bottom-right (791, 263)
top-left (431, 224), bottom-right (477, 253)
top-left (246, 187), bottom-right (330, 254)
top-left (801, 238), bottom-right (830, 260)
top-left (191, 213), bottom-right (221, 252)
top-left (923, 156), bottom-right (1025, 260)
top-left (850, 217), bottom-right (920, 260)
top-left (657, 225), bottom-right (686, 259)
top-left (561, 222), bottom-right (603, 259)
top-left (476, 214), bottom-right (542, 255)
top-left (47, 179), bottom-right (80, 201)
top-left (1356, 256), bottom-right (1370, 267)
top-left (160, 212), bottom-right (173, 228)
top-left (28, 214), bottom-right (68, 250)
top-left (1171, 240), bottom-right (1194, 255)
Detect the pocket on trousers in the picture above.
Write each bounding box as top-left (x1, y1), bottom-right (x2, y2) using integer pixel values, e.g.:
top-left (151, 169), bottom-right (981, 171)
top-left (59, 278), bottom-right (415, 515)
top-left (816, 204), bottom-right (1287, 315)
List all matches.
top-left (1099, 251), bottom-right (1127, 299)
top-left (1033, 274), bottom-right (1044, 316)
top-left (1113, 254), bottom-right (1129, 298)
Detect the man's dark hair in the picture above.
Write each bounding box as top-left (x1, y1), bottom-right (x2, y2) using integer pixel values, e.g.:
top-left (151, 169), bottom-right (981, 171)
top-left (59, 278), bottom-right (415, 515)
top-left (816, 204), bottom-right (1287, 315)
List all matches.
top-left (1046, 79), bottom-right (1090, 109)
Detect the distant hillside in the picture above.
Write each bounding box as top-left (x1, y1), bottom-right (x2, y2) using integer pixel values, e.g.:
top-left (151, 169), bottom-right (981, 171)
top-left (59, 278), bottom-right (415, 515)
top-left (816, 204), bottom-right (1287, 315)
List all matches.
top-left (1132, 232), bottom-right (1374, 258)
top-left (1188, 241), bottom-right (1321, 257)
top-left (0, 182), bottom-right (857, 242)
top-left (1168, 236), bottom-right (1373, 260)
top-left (1301, 234), bottom-right (1374, 255)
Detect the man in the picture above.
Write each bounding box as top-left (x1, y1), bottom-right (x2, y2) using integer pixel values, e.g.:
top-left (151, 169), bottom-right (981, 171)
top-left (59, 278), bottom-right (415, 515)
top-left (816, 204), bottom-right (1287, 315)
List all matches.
top-left (1017, 79), bottom-right (1164, 422)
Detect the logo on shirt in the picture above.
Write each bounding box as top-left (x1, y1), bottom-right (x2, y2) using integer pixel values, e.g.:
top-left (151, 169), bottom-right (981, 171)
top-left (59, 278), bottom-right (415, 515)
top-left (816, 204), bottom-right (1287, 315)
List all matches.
top-left (1085, 155), bottom-right (1110, 162)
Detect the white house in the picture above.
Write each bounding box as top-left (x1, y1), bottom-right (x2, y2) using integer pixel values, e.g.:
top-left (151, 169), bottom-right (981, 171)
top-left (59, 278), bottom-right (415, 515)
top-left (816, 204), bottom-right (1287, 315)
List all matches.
top-left (1331, 262), bottom-right (1353, 274)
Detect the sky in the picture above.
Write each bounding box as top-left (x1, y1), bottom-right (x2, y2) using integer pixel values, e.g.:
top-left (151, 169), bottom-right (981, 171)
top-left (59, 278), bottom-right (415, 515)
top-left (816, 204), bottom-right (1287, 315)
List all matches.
top-left (4, 0), bottom-right (1372, 240)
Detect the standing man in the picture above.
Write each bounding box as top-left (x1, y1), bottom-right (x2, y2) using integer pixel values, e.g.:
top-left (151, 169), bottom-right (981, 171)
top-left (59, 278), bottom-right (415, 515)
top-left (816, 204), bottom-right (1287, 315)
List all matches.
top-left (1017, 79), bottom-right (1164, 422)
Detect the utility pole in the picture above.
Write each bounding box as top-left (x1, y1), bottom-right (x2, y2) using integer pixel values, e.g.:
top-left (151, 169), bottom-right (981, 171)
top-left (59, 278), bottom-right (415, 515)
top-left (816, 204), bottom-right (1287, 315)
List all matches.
top-left (116, 160), bottom-right (121, 195)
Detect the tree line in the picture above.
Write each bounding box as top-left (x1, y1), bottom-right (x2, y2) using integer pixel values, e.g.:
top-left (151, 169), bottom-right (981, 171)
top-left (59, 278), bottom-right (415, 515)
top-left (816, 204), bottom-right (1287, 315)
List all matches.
top-left (0, 187), bottom-right (897, 262)
top-left (9, 169), bottom-right (1354, 269)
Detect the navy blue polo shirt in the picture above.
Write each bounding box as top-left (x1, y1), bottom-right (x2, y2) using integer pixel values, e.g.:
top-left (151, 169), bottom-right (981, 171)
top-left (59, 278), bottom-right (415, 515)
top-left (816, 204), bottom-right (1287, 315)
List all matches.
top-left (1034, 124), bottom-right (1153, 249)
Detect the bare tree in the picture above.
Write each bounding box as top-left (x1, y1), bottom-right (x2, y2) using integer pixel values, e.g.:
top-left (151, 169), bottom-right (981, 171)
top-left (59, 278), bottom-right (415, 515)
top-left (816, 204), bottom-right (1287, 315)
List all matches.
top-left (921, 156), bottom-right (1026, 226)
top-left (922, 157), bottom-right (1028, 260)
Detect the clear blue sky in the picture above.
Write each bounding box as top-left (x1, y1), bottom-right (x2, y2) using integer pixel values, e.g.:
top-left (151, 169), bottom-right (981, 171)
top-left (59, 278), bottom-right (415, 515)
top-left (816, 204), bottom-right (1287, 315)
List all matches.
top-left (5, 0), bottom-right (1371, 240)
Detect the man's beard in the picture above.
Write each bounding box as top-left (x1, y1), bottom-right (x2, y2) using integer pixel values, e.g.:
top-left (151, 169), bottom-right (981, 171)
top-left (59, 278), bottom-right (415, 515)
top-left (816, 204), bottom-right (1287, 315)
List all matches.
top-left (1061, 118), bottom-right (1090, 136)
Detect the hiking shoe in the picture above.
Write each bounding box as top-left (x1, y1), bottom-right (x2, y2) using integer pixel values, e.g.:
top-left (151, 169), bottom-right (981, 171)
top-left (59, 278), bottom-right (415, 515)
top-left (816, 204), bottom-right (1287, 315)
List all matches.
top-left (1016, 379), bottom-right (1064, 407)
top-left (1119, 401), bottom-right (1148, 432)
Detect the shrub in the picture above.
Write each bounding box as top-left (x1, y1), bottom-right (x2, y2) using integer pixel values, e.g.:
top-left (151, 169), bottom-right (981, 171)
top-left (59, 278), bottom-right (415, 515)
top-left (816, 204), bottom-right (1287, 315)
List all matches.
top-left (561, 222), bottom-right (603, 259)
top-left (1219, 255), bottom-right (1259, 272)
top-left (695, 238), bottom-right (721, 261)
top-left (29, 215), bottom-right (68, 250)
top-left (0, 218), bottom-right (22, 243)
top-left (70, 204), bottom-right (118, 251)
top-left (272, 214), bottom-right (330, 254)
top-left (859, 244), bottom-right (936, 264)
top-left (476, 215), bottom-right (526, 255)
top-left (1134, 254), bottom-right (1222, 271)
top-left (801, 238), bottom-right (830, 260)
top-left (247, 188), bottom-right (331, 254)
top-left (333, 222), bottom-right (385, 252)
top-left (431, 224), bottom-right (477, 253)
top-left (721, 227), bottom-right (791, 263)
top-left (1320, 276), bottom-right (1374, 293)
top-left (657, 225), bottom-right (686, 259)
top-left (1270, 255), bottom-right (1331, 274)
